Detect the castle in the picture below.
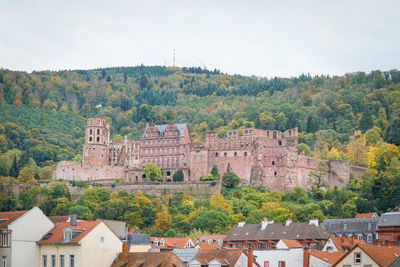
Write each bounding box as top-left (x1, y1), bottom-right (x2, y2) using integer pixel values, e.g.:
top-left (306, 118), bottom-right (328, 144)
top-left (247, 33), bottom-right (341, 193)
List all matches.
top-left (54, 117), bottom-right (366, 191)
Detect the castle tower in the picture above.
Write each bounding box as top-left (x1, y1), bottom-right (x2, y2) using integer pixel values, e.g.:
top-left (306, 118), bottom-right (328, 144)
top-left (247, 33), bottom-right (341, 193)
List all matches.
top-left (82, 117), bottom-right (110, 166)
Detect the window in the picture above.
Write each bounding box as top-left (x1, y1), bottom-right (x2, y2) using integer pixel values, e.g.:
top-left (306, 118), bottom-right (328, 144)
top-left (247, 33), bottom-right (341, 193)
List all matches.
top-left (278, 261), bottom-right (286, 267)
top-left (51, 255), bottom-right (56, 267)
top-left (224, 152), bottom-right (227, 157)
top-left (89, 129), bottom-right (92, 134)
top-left (244, 152), bottom-right (248, 156)
top-left (354, 252), bottom-right (361, 264)
top-left (69, 255), bottom-right (75, 267)
top-left (344, 224), bottom-right (348, 231)
top-left (89, 136), bottom-right (92, 142)
top-left (97, 129), bottom-right (100, 134)
top-left (310, 244), bottom-right (316, 251)
top-left (357, 234), bottom-right (363, 240)
top-left (234, 152), bottom-right (237, 157)
top-left (199, 156), bottom-right (203, 161)
top-left (193, 156), bottom-right (196, 161)
top-left (2, 256), bottom-right (7, 267)
top-left (60, 255), bottom-right (65, 267)
top-left (1, 230), bottom-right (10, 248)
top-left (278, 140), bottom-right (282, 146)
top-left (215, 152), bottom-right (218, 157)
top-left (100, 236), bottom-right (104, 242)
top-left (368, 223), bottom-right (372, 230)
top-left (42, 255), bottom-right (47, 267)
top-left (272, 161), bottom-right (275, 165)
top-left (274, 172), bottom-right (277, 176)
top-left (96, 136), bottom-right (100, 142)
top-left (264, 261), bottom-right (269, 267)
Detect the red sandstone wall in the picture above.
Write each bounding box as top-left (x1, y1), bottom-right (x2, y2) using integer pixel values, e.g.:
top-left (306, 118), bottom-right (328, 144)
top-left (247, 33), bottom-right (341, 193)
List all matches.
top-left (54, 161), bottom-right (125, 181)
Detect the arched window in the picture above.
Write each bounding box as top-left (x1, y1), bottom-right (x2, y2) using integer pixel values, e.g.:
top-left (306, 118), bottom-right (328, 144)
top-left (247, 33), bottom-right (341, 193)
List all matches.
top-left (215, 153), bottom-right (219, 157)
top-left (224, 152), bottom-right (227, 157)
top-left (244, 152), bottom-right (248, 156)
top-left (97, 129), bottom-right (100, 135)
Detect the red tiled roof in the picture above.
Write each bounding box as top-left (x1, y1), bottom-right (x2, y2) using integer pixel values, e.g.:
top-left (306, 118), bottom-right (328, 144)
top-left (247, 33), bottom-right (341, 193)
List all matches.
top-left (333, 244), bottom-right (400, 266)
top-left (355, 213), bottom-right (377, 218)
top-left (280, 239), bottom-right (303, 248)
top-left (310, 251), bottom-right (345, 265)
top-left (193, 249), bottom-right (243, 266)
top-left (150, 237), bottom-right (191, 249)
top-left (330, 236), bottom-right (366, 251)
top-left (0, 210), bottom-right (28, 228)
top-left (112, 251), bottom-right (186, 267)
top-left (38, 220), bottom-right (102, 244)
top-left (197, 243), bottom-right (218, 250)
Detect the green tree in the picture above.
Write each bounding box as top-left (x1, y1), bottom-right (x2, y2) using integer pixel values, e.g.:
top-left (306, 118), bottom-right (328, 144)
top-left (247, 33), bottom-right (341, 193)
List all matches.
top-left (143, 163), bottom-right (163, 181)
top-left (211, 165), bottom-right (220, 180)
top-left (222, 172), bottom-right (241, 188)
top-left (173, 169), bottom-right (184, 181)
top-left (9, 156), bottom-right (18, 178)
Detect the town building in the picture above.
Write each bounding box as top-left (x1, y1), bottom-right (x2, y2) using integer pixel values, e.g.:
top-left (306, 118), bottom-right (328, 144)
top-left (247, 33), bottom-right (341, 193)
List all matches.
top-left (223, 219), bottom-right (330, 251)
top-left (112, 246), bottom-right (186, 267)
top-left (38, 216), bottom-right (122, 267)
top-left (54, 117), bottom-right (366, 191)
top-left (0, 207), bottom-right (54, 267)
top-left (126, 232), bottom-right (152, 252)
top-left (322, 236), bottom-right (366, 252)
top-left (253, 239), bottom-right (304, 267)
top-left (187, 249), bottom-right (259, 267)
top-left (150, 237), bottom-right (195, 251)
top-left (332, 244), bottom-right (400, 267)
top-left (321, 217), bottom-right (379, 245)
top-left (308, 251), bottom-right (345, 267)
top-left (377, 212), bottom-right (400, 245)
top-left (194, 234), bottom-right (226, 249)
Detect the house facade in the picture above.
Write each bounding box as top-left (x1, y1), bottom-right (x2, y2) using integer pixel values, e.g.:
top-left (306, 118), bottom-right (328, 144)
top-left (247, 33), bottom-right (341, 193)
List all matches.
top-left (377, 212), bottom-right (400, 245)
top-left (38, 218), bottom-right (122, 267)
top-left (0, 207), bottom-right (54, 267)
top-left (321, 217), bottom-right (379, 245)
top-left (253, 239), bottom-right (304, 267)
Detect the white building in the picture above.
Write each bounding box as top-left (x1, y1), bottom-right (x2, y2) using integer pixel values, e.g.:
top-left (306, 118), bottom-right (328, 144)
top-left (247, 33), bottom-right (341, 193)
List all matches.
top-left (38, 216), bottom-right (122, 267)
top-left (0, 207), bottom-right (54, 267)
top-left (254, 239), bottom-right (304, 267)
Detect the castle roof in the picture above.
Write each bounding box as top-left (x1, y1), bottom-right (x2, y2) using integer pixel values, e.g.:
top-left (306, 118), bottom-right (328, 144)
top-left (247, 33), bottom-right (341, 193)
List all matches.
top-left (377, 212), bottom-right (400, 227)
top-left (142, 123), bottom-right (187, 139)
top-left (322, 217), bottom-right (379, 234)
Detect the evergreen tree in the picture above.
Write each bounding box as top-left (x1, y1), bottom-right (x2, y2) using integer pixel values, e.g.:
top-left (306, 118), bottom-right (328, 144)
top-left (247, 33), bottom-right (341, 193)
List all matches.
top-left (211, 165), bottom-right (220, 180)
top-left (9, 156), bottom-right (18, 178)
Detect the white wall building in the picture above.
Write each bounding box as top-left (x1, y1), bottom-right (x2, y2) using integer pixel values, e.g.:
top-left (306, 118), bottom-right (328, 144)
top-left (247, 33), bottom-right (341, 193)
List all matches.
top-left (254, 239), bottom-right (304, 267)
top-left (0, 207), bottom-right (54, 267)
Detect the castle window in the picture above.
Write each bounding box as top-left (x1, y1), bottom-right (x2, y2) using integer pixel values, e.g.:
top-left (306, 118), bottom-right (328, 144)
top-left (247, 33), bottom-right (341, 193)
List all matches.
top-left (234, 152), bottom-right (237, 157)
top-left (215, 153), bottom-right (219, 157)
top-left (244, 152), bottom-right (248, 156)
top-left (167, 171), bottom-right (171, 176)
top-left (274, 172), bottom-right (277, 176)
top-left (142, 174), bottom-right (146, 179)
top-left (200, 156), bottom-right (203, 161)
top-left (278, 140), bottom-right (282, 146)
top-left (97, 137), bottom-right (100, 142)
top-left (97, 129), bottom-right (100, 135)
top-left (272, 161), bottom-right (275, 165)
top-left (224, 152), bottom-right (227, 157)
top-left (193, 156), bottom-right (196, 161)
top-left (90, 129), bottom-right (92, 134)
top-left (89, 137), bottom-right (92, 142)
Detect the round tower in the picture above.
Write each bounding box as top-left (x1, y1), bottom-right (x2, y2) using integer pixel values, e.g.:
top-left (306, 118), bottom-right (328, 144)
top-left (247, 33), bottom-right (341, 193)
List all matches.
top-left (82, 117), bottom-right (110, 166)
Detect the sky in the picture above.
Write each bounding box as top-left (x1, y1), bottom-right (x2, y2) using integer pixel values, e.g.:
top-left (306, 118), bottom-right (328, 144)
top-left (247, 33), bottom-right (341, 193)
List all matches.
top-left (0, 0), bottom-right (399, 77)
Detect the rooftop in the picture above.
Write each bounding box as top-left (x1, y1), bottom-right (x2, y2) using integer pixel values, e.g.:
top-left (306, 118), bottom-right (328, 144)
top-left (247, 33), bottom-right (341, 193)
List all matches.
top-left (38, 220), bottom-right (102, 244)
top-left (0, 210), bottom-right (28, 228)
top-left (310, 251), bottom-right (345, 265)
top-left (377, 212), bottom-right (400, 227)
top-left (355, 213), bottom-right (378, 219)
top-left (334, 244), bottom-right (400, 266)
top-left (112, 251), bottom-right (186, 267)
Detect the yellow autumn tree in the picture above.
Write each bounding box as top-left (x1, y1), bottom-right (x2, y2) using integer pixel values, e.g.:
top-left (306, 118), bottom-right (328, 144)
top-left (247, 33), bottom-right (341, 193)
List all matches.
top-left (155, 206), bottom-right (172, 233)
top-left (209, 193), bottom-right (227, 210)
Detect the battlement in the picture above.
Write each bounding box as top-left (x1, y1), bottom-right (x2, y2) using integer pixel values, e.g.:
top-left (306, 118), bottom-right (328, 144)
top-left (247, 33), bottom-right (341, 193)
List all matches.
top-left (86, 117), bottom-right (107, 127)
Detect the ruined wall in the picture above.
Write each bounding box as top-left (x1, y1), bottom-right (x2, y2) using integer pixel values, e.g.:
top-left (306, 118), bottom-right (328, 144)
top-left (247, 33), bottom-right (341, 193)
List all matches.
top-left (53, 161), bottom-right (125, 181)
top-left (67, 181), bottom-right (220, 200)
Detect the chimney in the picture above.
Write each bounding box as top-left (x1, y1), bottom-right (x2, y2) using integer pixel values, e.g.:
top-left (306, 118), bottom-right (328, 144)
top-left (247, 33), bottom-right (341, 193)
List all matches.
top-left (285, 219), bottom-right (292, 226)
top-left (238, 221), bottom-right (245, 227)
top-left (70, 215), bottom-right (77, 227)
top-left (247, 247), bottom-right (253, 267)
top-left (122, 243), bottom-right (129, 258)
top-left (309, 218), bottom-right (318, 226)
top-left (303, 247), bottom-right (309, 267)
top-left (261, 219), bottom-right (268, 230)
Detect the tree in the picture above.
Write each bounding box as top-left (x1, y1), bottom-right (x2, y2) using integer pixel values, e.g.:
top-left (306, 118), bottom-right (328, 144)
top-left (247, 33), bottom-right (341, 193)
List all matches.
top-left (211, 165), bottom-right (220, 180)
top-left (173, 169), bottom-right (184, 181)
top-left (9, 156), bottom-right (18, 178)
top-left (308, 161), bottom-right (329, 199)
top-left (290, 186), bottom-right (308, 204)
top-left (209, 193), bottom-right (227, 210)
top-left (385, 113), bottom-right (400, 146)
top-left (17, 166), bottom-right (36, 183)
top-left (143, 163), bottom-right (163, 181)
top-left (222, 172), bottom-right (240, 188)
top-left (155, 206), bottom-right (172, 233)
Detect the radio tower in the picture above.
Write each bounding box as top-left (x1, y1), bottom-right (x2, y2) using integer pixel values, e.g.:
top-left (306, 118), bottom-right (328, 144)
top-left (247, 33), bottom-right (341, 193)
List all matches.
top-left (173, 49), bottom-right (176, 68)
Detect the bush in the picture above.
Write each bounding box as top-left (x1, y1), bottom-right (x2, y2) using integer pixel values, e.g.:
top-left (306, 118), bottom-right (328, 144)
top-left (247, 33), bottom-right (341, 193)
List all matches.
top-left (200, 174), bottom-right (215, 181)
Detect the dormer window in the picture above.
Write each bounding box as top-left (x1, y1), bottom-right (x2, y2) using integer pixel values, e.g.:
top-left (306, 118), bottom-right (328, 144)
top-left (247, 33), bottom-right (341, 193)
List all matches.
top-left (343, 224), bottom-right (348, 231)
top-left (63, 229), bottom-right (73, 242)
top-left (160, 239), bottom-right (165, 246)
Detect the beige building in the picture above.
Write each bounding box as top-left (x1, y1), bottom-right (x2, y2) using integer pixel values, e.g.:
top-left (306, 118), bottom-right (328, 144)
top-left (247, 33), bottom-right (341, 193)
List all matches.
top-left (38, 218), bottom-right (122, 267)
top-left (0, 207), bottom-right (54, 267)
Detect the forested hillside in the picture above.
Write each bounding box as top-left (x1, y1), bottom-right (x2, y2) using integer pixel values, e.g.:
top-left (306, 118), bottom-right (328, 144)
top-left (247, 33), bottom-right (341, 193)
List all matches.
top-left (1, 66), bottom-right (400, 234)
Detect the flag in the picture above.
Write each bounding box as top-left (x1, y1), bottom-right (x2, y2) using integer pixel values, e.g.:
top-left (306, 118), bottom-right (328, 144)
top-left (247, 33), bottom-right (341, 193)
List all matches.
top-left (95, 104), bottom-right (102, 109)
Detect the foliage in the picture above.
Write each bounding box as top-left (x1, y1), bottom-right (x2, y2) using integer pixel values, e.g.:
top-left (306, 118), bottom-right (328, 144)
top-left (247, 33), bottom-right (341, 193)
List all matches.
top-left (172, 169), bottom-right (184, 181)
top-left (222, 172), bottom-right (241, 188)
top-left (143, 163), bottom-right (163, 181)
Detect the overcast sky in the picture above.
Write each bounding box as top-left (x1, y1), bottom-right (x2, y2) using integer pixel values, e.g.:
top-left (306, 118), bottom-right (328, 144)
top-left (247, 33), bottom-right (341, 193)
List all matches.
top-left (0, 0), bottom-right (399, 77)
